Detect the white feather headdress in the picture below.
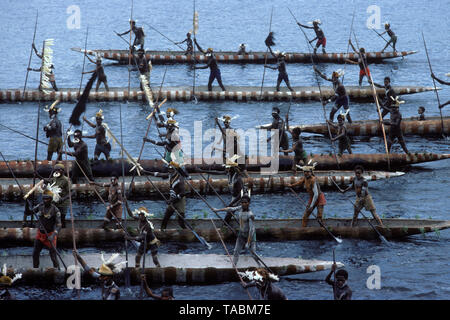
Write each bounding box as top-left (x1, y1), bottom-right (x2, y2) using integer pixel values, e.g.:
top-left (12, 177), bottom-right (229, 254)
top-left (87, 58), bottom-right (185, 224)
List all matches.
top-left (40, 39), bottom-right (55, 95)
top-left (46, 181), bottom-right (62, 203)
top-left (139, 73), bottom-right (155, 110)
top-left (1, 264), bottom-right (22, 284)
top-left (297, 159), bottom-right (318, 171)
top-left (100, 253), bottom-right (127, 273)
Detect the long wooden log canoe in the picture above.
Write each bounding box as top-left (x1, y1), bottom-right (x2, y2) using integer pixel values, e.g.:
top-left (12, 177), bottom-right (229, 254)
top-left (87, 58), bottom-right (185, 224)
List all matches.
top-left (1, 218), bottom-right (448, 247)
top-left (71, 47), bottom-right (417, 64)
top-left (0, 171), bottom-right (403, 201)
top-left (0, 253), bottom-right (342, 285)
top-left (288, 116), bottom-right (450, 137)
top-left (0, 153), bottom-right (448, 179)
top-left (0, 85), bottom-right (436, 103)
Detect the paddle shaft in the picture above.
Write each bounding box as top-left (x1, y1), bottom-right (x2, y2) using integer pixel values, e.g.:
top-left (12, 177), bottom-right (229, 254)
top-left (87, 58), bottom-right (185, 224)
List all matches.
top-left (342, 4), bottom-right (356, 84)
top-left (288, 8), bottom-right (314, 50)
top-left (259, 6), bottom-right (274, 100)
top-left (0, 123), bottom-right (48, 145)
top-left (371, 28), bottom-right (396, 51)
top-left (422, 32), bottom-right (445, 137)
top-left (22, 11), bottom-right (39, 101)
top-left (78, 26), bottom-right (89, 95)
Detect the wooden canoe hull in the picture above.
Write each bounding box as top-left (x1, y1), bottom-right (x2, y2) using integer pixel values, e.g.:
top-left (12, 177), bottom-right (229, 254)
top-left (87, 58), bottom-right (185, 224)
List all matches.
top-left (0, 153), bottom-right (448, 179)
top-left (0, 85), bottom-right (435, 103)
top-left (0, 171), bottom-right (404, 201)
top-left (0, 218), bottom-right (448, 247)
top-left (292, 117), bottom-right (450, 137)
top-left (71, 47), bottom-right (417, 64)
top-left (0, 253), bottom-right (342, 285)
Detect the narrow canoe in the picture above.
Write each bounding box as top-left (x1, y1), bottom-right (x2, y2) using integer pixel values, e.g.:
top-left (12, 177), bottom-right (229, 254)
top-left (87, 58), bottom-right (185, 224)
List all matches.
top-left (0, 218), bottom-right (448, 246)
top-left (0, 153), bottom-right (448, 178)
top-left (288, 116), bottom-right (450, 137)
top-left (71, 47), bottom-right (417, 64)
top-left (0, 171), bottom-right (404, 201)
top-left (0, 85), bottom-right (436, 103)
top-left (0, 253), bottom-right (342, 285)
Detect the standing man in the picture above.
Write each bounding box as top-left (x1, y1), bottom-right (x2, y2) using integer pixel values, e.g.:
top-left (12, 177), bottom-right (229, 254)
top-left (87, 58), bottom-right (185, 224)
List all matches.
top-left (144, 119), bottom-right (183, 164)
top-left (371, 76), bottom-right (397, 118)
top-left (431, 73), bottom-right (450, 108)
top-left (82, 109), bottom-right (112, 161)
top-left (266, 107), bottom-right (289, 154)
top-left (91, 176), bottom-right (123, 230)
top-left (43, 99), bottom-right (63, 160)
top-left (48, 163), bottom-right (71, 228)
top-left (288, 161), bottom-right (326, 227)
top-left (383, 97), bottom-right (409, 154)
top-left (340, 165), bottom-right (384, 227)
top-left (325, 264), bottom-right (352, 300)
top-left (347, 40), bottom-right (371, 86)
top-left (28, 43), bottom-right (58, 91)
top-left (61, 129), bottom-right (94, 183)
top-left (327, 114), bottom-right (353, 156)
top-left (214, 115), bottom-right (241, 163)
top-left (83, 55), bottom-right (110, 92)
top-left (117, 20), bottom-right (145, 51)
top-left (193, 39), bottom-right (226, 91)
top-left (280, 126), bottom-right (308, 174)
top-left (214, 191), bottom-right (260, 266)
top-left (175, 32), bottom-right (194, 55)
top-left (265, 48), bottom-right (294, 92)
top-left (380, 23), bottom-right (397, 53)
top-left (25, 189), bottom-right (62, 268)
top-left (297, 19), bottom-right (326, 54)
top-left (125, 202), bottom-right (161, 268)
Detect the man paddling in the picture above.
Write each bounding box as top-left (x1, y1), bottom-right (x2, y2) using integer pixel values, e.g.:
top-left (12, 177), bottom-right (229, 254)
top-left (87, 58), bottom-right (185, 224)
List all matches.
top-left (25, 189), bottom-right (62, 269)
top-left (327, 114), bottom-right (352, 156)
top-left (135, 48), bottom-right (152, 88)
top-left (340, 165), bottom-right (384, 227)
top-left (383, 97), bottom-right (410, 154)
top-left (325, 264), bottom-right (352, 300)
top-left (371, 76), bottom-right (397, 118)
top-left (346, 40), bottom-right (371, 86)
top-left (83, 55), bottom-right (110, 92)
top-left (287, 161), bottom-right (326, 227)
top-left (175, 32), bottom-right (194, 55)
top-left (380, 23), bottom-right (397, 53)
top-left (214, 191), bottom-right (260, 266)
top-left (141, 275), bottom-right (175, 300)
top-left (144, 119), bottom-right (183, 164)
top-left (214, 115), bottom-right (241, 163)
top-left (47, 163), bottom-right (71, 228)
top-left (73, 250), bottom-right (124, 300)
top-left (297, 19), bottom-right (326, 54)
top-left (124, 202), bottom-right (161, 268)
top-left (117, 20), bottom-right (145, 52)
top-left (43, 99), bottom-right (63, 160)
top-left (193, 40), bottom-right (226, 91)
top-left (28, 43), bottom-right (58, 91)
top-left (430, 73), bottom-right (450, 108)
top-left (240, 268), bottom-right (287, 300)
top-left (237, 43), bottom-right (247, 55)
top-left (267, 107), bottom-right (289, 154)
top-left (61, 129), bottom-right (94, 183)
top-left (265, 48), bottom-right (294, 92)
top-left (91, 175), bottom-right (123, 230)
top-left (315, 67), bottom-right (352, 123)
top-left (280, 125), bottom-right (308, 174)
top-left (82, 109), bottom-right (112, 161)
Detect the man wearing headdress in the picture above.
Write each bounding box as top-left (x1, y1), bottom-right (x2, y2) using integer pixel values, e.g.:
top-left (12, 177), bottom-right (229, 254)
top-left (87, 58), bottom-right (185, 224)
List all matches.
top-left (240, 268), bottom-right (287, 300)
top-left (25, 189), bottom-right (62, 268)
top-left (297, 19), bottom-right (326, 54)
top-left (125, 201), bottom-right (161, 268)
top-left (314, 67), bottom-right (352, 123)
top-left (43, 99), bottom-right (63, 160)
top-left (214, 115), bottom-right (241, 163)
top-left (28, 43), bottom-right (58, 91)
top-left (175, 32), bottom-right (194, 55)
top-left (117, 20), bottom-right (145, 51)
top-left (383, 97), bottom-right (409, 154)
top-left (144, 119), bottom-right (183, 164)
top-left (380, 23), bottom-right (397, 53)
top-left (0, 265), bottom-right (21, 300)
top-left (265, 48), bottom-right (294, 92)
top-left (73, 250), bottom-right (124, 300)
top-left (48, 163), bottom-right (71, 228)
top-left (193, 40), bottom-right (226, 91)
top-left (82, 109), bottom-right (112, 161)
top-left (237, 43), bottom-right (247, 55)
top-left (83, 54), bottom-right (109, 92)
top-left (288, 161), bottom-right (326, 227)
top-left (61, 129), bottom-right (94, 183)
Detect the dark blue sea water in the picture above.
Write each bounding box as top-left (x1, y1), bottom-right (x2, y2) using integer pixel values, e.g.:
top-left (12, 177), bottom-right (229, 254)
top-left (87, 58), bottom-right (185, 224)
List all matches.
top-left (0, 0), bottom-right (449, 300)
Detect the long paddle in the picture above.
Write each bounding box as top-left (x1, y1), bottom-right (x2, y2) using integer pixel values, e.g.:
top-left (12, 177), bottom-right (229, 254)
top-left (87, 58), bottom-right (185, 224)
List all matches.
top-left (371, 28), bottom-right (397, 52)
top-left (422, 32), bottom-right (445, 139)
top-left (259, 6), bottom-right (274, 100)
top-left (0, 123), bottom-right (48, 145)
top-left (22, 10), bottom-right (39, 101)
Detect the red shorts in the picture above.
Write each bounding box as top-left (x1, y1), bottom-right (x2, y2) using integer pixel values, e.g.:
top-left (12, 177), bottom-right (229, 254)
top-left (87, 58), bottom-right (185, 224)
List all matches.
top-left (359, 68), bottom-right (371, 77)
top-left (36, 230), bottom-right (57, 248)
top-left (308, 192), bottom-right (327, 207)
top-left (317, 37), bottom-right (326, 47)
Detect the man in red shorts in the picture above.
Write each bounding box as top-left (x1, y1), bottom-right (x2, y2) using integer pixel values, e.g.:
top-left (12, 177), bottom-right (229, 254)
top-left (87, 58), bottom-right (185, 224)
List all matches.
top-left (298, 19), bottom-right (327, 54)
top-left (347, 40), bottom-right (371, 86)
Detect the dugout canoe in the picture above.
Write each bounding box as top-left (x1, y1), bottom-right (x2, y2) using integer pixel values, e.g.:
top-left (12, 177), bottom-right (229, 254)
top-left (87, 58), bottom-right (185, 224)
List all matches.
top-left (0, 153), bottom-right (448, 179)
top-left (71, 47), bottom-right (417, 64)
top-left (0, 85), bottom-right (436, 103)
top-left (287, 116), bottom-right (450, 137)
top-left (0, 171), bottom-right (404, 201)
top-left (0, 218), bottom-right (448, 247)
top-left (0, 253), bottom-right (342, 285)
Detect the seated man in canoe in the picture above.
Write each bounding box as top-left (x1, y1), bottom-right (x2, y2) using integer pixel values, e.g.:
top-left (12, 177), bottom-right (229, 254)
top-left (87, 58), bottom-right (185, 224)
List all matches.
top-left (431, 72), bottom-right (450, 109)
top-left (383, 97), bottom-right (410, 154)
top-left (418, 106), bottom-right (426, 121)
top-left (327, 113), bottom-right (352, 156)
top-left (240, 268), bottom-right (287, 300)
top-left (287, 161), bottom-right (326, 227)
top-left (124, 202), bottom-right (161, 268)
top-left (325, 263), bottom-right (352, 300)
top-left (340, 165), bottom-right (384, 227)
top-left (237, 43), bottom-right (247, 55)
